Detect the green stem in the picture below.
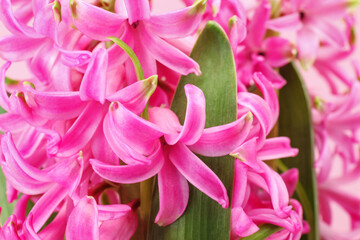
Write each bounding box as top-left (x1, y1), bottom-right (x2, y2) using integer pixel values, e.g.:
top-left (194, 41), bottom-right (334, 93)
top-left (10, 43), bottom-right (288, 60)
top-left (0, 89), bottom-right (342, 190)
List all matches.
top-left (108, 37), bottom-right (144, 80)
top-left (109, 37), bottom-right (156, 240)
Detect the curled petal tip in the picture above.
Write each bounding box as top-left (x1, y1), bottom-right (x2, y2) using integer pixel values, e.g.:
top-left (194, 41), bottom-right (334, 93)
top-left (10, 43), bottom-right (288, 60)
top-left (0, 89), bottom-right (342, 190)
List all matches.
top-left (228, 16), bottom-right (238, 30)
top-left (143, 75), bottom-right (158, 98)
top-left (245, 111), bottom-right (253, 122)
top-left (53, 0), bottom-right (62, 22)
top-left (109, 101), bottom-right (120, 111)
top-left (211, 5), bottom-right (219, 16)
top-left (194, 67), bottom-right (202, 76)
top-left (69, 0), bottom-right (78, 18)
top-left (22, 81), bottom-right (35, 89)
top-left (220, 198), bottom-right (229, 208)
top-left (191, 0), bottom-right (207, 15)
top-left (3, 61), bottom-right (11, 70)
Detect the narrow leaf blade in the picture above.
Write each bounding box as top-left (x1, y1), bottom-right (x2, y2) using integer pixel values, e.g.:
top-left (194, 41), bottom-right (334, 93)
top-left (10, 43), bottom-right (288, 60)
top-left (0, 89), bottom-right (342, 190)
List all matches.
top-left (148, 21), bottom-right (237, 239)
top-left (278, 62), bottom-right (319, 240)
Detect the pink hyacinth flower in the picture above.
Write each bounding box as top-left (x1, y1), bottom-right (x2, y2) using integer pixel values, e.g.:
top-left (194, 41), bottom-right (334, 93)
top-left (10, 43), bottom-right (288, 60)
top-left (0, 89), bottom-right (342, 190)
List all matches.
top-left (90, 84), bottom-right (253, 226)
top-left (69, 0), bottom-right (204, 82)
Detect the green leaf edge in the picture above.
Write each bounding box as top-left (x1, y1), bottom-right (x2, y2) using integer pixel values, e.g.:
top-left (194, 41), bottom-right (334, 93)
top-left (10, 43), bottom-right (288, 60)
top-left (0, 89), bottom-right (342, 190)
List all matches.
top-left (278, 62), bottom-right (319, 240)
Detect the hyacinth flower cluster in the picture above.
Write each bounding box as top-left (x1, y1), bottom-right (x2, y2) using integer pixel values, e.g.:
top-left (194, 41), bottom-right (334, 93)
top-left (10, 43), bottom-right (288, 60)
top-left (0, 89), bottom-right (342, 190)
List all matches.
top-left (0, 0), bottom-right (360, 239)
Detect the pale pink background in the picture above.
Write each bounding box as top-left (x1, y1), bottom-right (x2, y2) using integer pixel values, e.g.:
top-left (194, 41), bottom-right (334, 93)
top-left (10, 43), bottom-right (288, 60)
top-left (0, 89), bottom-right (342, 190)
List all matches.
top-left (1, 0), bottom-right (359, 233)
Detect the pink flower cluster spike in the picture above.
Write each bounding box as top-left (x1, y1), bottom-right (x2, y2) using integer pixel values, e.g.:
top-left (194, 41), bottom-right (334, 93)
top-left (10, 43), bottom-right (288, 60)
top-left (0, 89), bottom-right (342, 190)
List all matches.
top-left (0, 0), bottom-right (359, 239)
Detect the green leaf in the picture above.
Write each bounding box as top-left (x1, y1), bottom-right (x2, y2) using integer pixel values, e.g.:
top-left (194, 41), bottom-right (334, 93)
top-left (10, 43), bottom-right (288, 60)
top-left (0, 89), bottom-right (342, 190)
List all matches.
top-left (241, 224), bottom-right (282, 240)
top-left (148, 21), bottom-right (237, 239)
top-left (0, 168), bottom-right (15, 224)
top-left (0, 106), bottom-right (5, 114)
top-left (0, 106), bottom-right (13, 224)
top-left (278, 62), bottom-right (319, 240)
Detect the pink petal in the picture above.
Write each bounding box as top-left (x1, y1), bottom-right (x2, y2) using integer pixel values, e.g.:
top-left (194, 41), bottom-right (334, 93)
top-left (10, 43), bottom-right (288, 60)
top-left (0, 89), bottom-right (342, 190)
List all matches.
top-left (189, 112), bottom-right (253, 157)
top-left (149, 107), bottom-right (182, 134)
top-left (28, 41), bottom-right (58, 84)
top-left (106, 75), bottom-right (158, 115)
top-left (0, 0), bottom-right (42, 38)
top-left (253, 72), bottom-right (279, 126)
top-left (66, 196), bottom-right (99, 240)
top-left (155, 160), bottom-right (189, 226)
top-left (237, 92), bottom-right (272, 147)
top-left (229, 15), bottom-right (247, 52)
top-left (232, 160), bottom-right (249, 208)
top-left (91, 122), bottom-right (118, 165)
top-left (263, 37), bottom-right (296, 68)
top-left (71, 0), bottom-right (126, 41)
top-left (257, 137), bottom-right (299, 161)
top-left (168, 143), bottom-right (229, 208)
top-left (307, 0), bottom-right (347, 19)
top-left (30, 184), bottom-right (68, 232)
top-left (90, 144), bottom-right (164, 184)
top-left (33, 2), bottom-right (58, 42)
top-left (47, 155), bottom-right (84, 195)
top-left (0, 215), bottom-right (21, 240)
top-left (0, 62), bottom-right (11, 111)
top-left (1, 132), bottom-right (50, 183)
top-left (97, 204), bottom-right (132, 221)
top-left (99, 208), bottom-right (138, 240)
top-left (281, 168), bottom-right (299, 197)
top-left (22, 214), bottom-right (41, 240)
top-left (231, 138), bottom-right (263, 172)
top-left (320, 185), bottom-right (360, 222)
top-left (246, 2), bottom-right (271, 48)
top-left (0, 163), bottom-right (52, 195)
top-left (103, 114), bottom-right (153, 165)
top-left (57, 101), bottom-right (103, 157)
top-left (58, 48), bottom-right (92, 67)
top-left (149, 0), bottom-right (205, 39)
top-left (12, 194), bottom-right (30, 223)
top-left (247, 208), bottom-right (294, 231)
top-left (129, 32), bottom-right (157, 80)
top-left (8, 92), bottom-right (40, 125)
top-left (0, 36), bottom-right (44, 61)
top-left (312, 20), bottom-right (346, 47)
top-left (80, 48), bottom-right (108, 103)
top-left (124, 0), bottom-right (150, 24)
top-left (253, 61), bottom-right (286, 89)
top-left (0, 113), bottom-right (27, 133)
top-left (104, 101), bottom-right (163, 157)
top-left (231, 207), bottom-right (259, 239)
top-left (259, 161), bottom-right (291, 218)
top-left (297, 27), bottom-right (319, 68)
top-left (139, 25), bottom-right (201, 76)
top-left (165, 84), bottom-right (206, 145)
top-left (38, 200), bottom-right (73, 240)
top-left (50, 60), bottom-right (72, 91)
top-left (266, 13), bottom-right (302, 32)
top-left (26, 89), bottom-right (87, 120)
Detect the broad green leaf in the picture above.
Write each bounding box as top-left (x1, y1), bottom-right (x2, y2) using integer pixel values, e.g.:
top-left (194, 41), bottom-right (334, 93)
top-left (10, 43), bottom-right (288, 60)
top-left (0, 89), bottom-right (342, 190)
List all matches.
top-left (278, 63), bottom-right (319, 240)
top-left (241, 224), bottom-right (282, 240)
top-left (148, 21), bottom-right (237, 239)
